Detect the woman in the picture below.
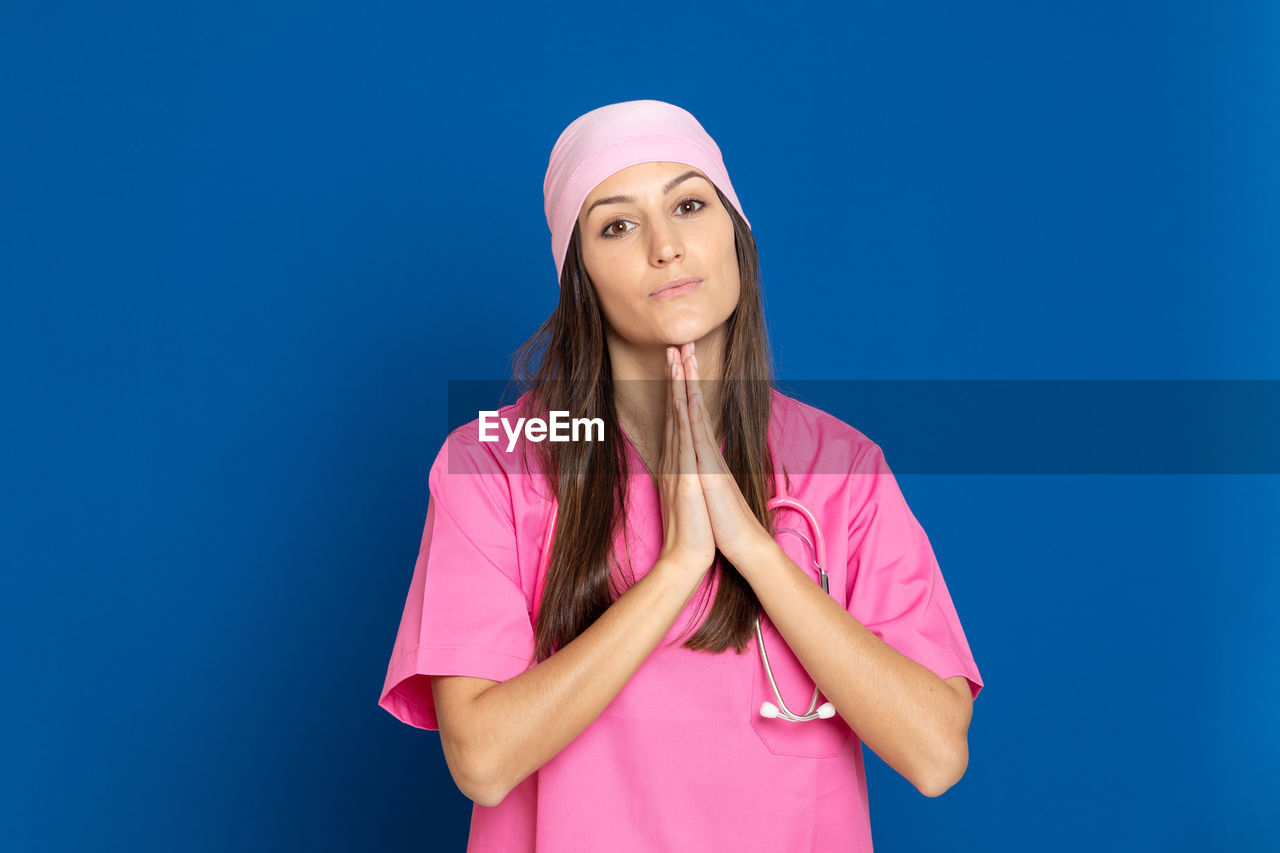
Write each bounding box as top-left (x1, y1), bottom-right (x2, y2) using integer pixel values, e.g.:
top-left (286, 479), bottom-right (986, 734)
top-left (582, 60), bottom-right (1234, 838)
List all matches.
top-left (378, 99), bottom-right (984, 852)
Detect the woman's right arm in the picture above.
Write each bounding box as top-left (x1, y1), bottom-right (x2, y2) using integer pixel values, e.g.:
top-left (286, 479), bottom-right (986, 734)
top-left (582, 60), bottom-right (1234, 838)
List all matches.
top-left (433, 344), bottom-right (715, 807)
top-left (434, 554), bottom-right (706, 807)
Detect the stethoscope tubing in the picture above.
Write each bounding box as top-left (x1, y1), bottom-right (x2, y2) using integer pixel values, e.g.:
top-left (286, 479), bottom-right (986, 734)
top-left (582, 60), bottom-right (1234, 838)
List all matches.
top-left (757, 494), bottom-right (836, 722)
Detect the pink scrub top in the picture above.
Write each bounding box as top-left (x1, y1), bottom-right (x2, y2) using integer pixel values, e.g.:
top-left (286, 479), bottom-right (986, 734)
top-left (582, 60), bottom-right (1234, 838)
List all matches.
top-left (378, 388), bottom-right (984, 852)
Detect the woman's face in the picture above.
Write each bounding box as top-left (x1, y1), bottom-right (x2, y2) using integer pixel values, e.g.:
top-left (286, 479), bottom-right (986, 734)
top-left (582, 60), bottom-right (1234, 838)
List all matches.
top-left (576, 161), bottom-right (740, 352)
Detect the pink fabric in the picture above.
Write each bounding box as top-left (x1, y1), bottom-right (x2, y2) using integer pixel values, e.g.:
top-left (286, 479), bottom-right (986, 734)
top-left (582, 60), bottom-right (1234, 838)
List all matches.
top-left (378, 389), bottom-right (984, 852)
top-left (543, 99), bottom-right (751, 282)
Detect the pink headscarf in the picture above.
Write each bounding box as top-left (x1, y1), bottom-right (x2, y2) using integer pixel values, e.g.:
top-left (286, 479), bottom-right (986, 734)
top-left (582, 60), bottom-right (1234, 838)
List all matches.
top-left (543, 99), bottom-right (752, 283)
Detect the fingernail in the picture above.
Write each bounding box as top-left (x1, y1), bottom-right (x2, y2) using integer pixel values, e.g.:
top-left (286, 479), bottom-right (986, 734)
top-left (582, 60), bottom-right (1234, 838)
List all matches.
top-left (691, 354), bottom-right (699, 370)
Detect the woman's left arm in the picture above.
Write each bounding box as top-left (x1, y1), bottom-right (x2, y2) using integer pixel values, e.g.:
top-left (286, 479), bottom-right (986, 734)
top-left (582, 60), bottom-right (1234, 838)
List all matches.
top-left (678, 346), bottom-right (972, 797)
top-left (734, 538), bottom-right (973, 798)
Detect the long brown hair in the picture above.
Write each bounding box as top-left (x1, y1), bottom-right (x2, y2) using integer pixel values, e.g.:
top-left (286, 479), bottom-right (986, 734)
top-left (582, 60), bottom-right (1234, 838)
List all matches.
top-left (511, 184), bottom-right (778, 662)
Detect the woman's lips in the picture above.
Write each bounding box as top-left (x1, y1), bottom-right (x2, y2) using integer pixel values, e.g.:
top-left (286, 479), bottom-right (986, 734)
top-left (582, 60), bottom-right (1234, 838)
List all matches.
top-left (649, 278), bottom-right (703, 301)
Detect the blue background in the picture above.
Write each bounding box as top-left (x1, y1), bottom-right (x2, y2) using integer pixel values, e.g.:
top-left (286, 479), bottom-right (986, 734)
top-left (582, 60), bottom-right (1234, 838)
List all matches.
top-left (3, 2), bottom-right (1277, 851)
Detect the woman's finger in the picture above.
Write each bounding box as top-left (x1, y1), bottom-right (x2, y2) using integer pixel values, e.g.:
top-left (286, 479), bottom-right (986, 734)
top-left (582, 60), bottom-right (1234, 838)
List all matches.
top-left (682, 346), bottom-right (706, 462)
top-left (681, 347), bottom-right (704, 451)
top-left (672, 356), bottom-right (697, 476)
top-left (683, 343), bottom-right (723, 475)
top-left (661, 347), bottom-right (677, 474)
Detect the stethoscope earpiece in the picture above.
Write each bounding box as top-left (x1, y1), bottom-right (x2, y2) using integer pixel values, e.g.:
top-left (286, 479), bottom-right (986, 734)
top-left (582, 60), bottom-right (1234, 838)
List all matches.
top-left (758, 700), bottom-right (837, 722)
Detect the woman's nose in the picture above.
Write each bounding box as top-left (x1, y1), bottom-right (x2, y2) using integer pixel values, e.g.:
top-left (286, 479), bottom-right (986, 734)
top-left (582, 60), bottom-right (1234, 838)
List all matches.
top-left (649, 219), bottom-right (682, 265)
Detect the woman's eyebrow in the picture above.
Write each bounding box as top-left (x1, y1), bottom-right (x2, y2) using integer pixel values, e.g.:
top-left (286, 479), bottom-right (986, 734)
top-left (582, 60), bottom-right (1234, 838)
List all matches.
top-left (584, 170), bottom-right (708, 219)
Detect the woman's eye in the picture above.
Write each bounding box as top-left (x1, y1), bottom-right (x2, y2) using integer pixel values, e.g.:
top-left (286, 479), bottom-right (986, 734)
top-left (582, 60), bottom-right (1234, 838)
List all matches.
top-left (599, 196), bottom-right (707, 240)
top-left (601, 219), bottom-right (635, 238)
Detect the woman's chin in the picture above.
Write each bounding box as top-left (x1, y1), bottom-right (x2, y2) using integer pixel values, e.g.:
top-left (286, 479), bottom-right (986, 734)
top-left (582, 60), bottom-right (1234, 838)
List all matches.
top-left (656, 322), bottom-right (712, 347)
top-left (664, 313), bottom-right (732, 346)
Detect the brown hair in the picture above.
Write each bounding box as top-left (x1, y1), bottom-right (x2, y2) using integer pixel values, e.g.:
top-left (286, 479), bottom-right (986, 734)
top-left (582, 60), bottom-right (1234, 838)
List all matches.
top-left (511, 184), bottom-right (778, 662)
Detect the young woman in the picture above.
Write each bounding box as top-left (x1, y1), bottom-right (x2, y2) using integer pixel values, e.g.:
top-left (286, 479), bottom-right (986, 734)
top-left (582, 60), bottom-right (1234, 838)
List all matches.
top-left (378, 99), bottom-right (984, 852)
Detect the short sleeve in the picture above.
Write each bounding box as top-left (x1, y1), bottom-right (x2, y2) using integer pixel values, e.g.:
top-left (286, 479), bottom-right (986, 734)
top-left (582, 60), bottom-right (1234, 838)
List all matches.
top-left (845, 442), bottom-right (984, 701)
top-left (377, 432), bottom-right (537, 730)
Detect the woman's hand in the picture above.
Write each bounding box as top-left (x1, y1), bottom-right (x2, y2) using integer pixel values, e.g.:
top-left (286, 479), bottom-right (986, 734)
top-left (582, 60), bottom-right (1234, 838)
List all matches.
top-left (679, 342), bottom-right (771, 567)
top-left (654, 345), bottom-right (718, 579)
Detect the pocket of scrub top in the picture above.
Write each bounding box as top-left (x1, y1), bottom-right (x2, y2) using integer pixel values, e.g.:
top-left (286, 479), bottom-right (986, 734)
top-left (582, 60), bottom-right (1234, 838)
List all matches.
top-left (749, 617), bottom-right (852, 758)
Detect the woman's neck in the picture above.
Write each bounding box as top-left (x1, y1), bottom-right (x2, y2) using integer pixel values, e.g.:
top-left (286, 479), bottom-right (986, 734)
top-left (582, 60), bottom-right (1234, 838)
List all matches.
top-left (608, 329), bottom-right (725, 461)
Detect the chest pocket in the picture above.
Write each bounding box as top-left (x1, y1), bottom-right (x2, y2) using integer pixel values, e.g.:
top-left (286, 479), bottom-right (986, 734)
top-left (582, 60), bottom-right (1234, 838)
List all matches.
top-left (749, 618), bottom-right (853, 758)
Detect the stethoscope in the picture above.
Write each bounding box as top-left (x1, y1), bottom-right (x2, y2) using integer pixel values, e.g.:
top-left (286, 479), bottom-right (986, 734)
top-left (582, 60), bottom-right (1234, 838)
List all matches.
top-left (531, 430), bottom-right (836, 724)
